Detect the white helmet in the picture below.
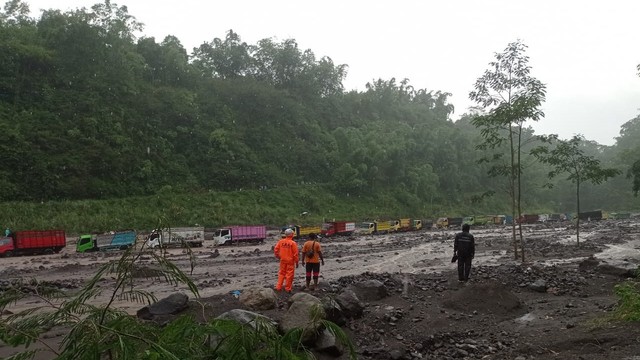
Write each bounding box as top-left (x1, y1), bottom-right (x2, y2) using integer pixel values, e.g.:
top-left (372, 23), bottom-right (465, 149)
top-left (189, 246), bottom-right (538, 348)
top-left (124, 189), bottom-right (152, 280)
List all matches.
top-left (284, 228), bottom-right (294, 236)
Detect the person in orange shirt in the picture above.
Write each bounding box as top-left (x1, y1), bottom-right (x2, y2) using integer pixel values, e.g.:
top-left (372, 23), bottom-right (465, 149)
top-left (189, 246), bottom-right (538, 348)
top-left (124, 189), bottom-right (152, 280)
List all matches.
top-left (274, 228), bottom-right (299, 292)
top-left (301, 233), bottom-right (324, 291)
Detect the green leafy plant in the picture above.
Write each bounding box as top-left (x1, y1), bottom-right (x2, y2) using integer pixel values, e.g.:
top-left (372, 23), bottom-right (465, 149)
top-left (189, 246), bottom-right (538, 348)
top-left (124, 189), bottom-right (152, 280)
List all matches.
top-left (614, 278), bottom-right (640, 322)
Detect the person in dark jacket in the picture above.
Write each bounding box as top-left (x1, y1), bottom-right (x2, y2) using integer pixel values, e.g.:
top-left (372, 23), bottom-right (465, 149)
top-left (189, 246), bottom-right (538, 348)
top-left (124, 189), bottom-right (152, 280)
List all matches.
top-left (454, 224), bottom-right (475, 281)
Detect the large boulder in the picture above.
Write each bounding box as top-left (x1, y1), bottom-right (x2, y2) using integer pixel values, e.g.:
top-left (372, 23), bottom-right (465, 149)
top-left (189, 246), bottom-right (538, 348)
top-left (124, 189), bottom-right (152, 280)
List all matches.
top-left (347, 279), bottom-right (388, 301)
top-left (313, 327), bottom-right (345, 356)
top-left (280, 293), bottom-right (325, 343)
top-left (335, 289), bottom-right (365, 319)
top-left (137, 293), bottom-right (189, 322)
top-left (239, 287), bottom-right (277, 310)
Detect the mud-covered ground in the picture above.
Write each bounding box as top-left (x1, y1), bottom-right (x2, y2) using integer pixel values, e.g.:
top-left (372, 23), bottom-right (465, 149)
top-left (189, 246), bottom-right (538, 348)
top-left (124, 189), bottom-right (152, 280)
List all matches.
top-left (2, 219), bottom-right (640, 359)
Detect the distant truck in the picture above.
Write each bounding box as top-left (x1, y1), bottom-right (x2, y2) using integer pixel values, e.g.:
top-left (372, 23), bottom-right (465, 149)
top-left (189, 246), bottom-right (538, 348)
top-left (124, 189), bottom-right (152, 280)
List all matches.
top-left (518, 214), bottom-right (539, 224)
top-left (212, 225), bottom-right (267, 246)
top-left (76, 231), bottom-right (136, 253)
top-left (359, 221), bottom-right (394, 235)
top-left (283, 225), bottom-right (322, 240)
top-left (578, 210), bottom-right (603, 221)
top-left (321, 221), bottom-right (356, 237)
top-left (436, 217), bottom-right (463, 229)
top-left (146, 227), bottom-right (205, 249)
top-left (392, 218), bottom-right (412, 232)
top-left (0, 230), bottom-right (66, 257)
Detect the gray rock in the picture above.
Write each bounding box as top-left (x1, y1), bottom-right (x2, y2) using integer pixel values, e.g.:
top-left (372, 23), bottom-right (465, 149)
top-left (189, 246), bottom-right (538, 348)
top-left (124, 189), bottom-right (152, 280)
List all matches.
top-left (348, 279), bottom-right (389, 301)
top-left (313, 327), bottom-right (344, 356)
top-left (529, 279), bottom-right (547, 292)
top-left (136, 293), bottom-right (189, 320)
top-left (335, 289), bottom-right (365, 318)
top-left (322, 296), bottom-right (347, 326)
top-left (280, 293), bottom-right (325, 343)
top-left (389, 349), bottom-right (404, 359)
top-left (239, 287), bottom-right (277, 310)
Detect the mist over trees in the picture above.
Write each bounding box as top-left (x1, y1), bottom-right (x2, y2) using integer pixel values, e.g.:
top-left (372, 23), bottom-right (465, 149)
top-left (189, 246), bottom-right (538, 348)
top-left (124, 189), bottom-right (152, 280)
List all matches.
top-left (0, 1), bottom-right (637, 215)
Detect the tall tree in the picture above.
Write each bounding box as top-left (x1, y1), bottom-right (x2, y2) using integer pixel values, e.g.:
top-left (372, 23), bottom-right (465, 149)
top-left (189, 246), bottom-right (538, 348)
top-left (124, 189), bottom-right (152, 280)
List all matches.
top-left (469, 40), bottom-right (546, 261)
top-left (531, 135), bottom-right (621, 245)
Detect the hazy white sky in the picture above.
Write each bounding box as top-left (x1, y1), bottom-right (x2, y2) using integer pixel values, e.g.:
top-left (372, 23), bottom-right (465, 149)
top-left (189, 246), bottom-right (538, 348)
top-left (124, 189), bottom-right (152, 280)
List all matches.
top-left (25, 0), bottom-right (640, 146)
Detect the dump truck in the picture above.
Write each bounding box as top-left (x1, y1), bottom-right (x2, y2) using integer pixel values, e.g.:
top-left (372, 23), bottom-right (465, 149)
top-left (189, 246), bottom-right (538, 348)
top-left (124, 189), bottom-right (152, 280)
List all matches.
top-left (146, 227), bottom-right (205, 248)
top-left (0, 230), bottom-right (66, 257)
top-left (611, 212), bottom-right (631, 220)
top-left (76, 230), bottom-right (136, 252)
top-left (358, 221), bottom-right (394, 235)
top-left (392, 218), bottom-right (412, 232)
top-left (492, 215), bottom-right (507, 225)
top-left (518, 214), bottom-right (539, 224)
top-left (578, 210), bottom-right (603, 221)
top-left (436, 217), bottom-right (463, 229)
top-left (321, 221), bottom-right (356, 237)
top-left (411, 219), bottom-right (423, 230)
top-left (212, 225), bottom-right (267, 245)
top-left (289, 225), bottom-right (322, 240)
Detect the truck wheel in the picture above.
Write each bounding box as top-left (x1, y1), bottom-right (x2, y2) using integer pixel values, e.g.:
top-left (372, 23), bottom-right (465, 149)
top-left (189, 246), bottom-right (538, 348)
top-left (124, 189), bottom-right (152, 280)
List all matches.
top-left (44, 248), bottom-right (54, 255)
top-left (5, 251), bottom-right (13, 257)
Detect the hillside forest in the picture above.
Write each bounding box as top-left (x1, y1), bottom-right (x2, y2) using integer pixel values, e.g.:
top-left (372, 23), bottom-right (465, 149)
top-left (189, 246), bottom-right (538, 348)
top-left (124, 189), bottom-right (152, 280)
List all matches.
top-left (1, 1), bottom-right (639, 231)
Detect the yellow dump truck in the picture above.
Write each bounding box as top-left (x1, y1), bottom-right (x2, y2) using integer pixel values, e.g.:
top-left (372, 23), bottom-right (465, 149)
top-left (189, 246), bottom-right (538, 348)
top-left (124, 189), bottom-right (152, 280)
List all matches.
top-left (358, 221), bottom-right (394, 235)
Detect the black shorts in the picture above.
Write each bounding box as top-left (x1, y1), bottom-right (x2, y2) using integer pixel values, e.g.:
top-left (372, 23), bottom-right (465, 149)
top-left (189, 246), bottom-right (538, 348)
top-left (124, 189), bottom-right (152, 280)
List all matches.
top-left (305, 262), bottom-right (320, 274)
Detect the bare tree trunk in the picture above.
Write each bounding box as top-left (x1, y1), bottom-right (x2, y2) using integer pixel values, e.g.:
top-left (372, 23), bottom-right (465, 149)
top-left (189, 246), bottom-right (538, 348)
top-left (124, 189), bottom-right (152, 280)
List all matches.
top-left (509, 124), bottom-right (518, 259)
top-left (576, 178), bottom-right (581, 247)
top-left (517, 124), bottom-right (525, 262)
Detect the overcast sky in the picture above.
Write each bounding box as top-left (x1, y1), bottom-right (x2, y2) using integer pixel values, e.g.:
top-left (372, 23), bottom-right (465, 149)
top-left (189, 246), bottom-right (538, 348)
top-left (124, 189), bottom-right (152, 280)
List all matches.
top-left (25, 0), bottom-right (640, 146)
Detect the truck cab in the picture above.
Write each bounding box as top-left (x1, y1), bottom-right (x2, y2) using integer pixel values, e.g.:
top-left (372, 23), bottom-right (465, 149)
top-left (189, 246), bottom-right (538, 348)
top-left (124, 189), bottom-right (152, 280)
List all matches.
top-left (412, 219), bottom-right (422, 230)
top-left (436, 217), bottom-right (449, 228)
top-left (213, 229), bottom-right (232, 246)
top-left (0, 236), bottom-right (14, 256)
top-left (76, 235), bottom-right (95, 252)
top-left (358, 222), bottom-right (376, 235)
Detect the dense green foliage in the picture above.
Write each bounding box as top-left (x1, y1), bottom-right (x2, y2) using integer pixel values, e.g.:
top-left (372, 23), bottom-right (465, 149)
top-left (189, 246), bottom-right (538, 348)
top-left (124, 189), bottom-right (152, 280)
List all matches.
top-left (0, 1), bottom-right (638, 232)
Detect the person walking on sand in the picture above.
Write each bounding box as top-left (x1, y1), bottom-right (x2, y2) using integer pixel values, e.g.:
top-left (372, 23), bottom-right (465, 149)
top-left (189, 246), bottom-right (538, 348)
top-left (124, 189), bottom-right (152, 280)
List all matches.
top-left (274, 228), bottom-right (299, 293)
top-left (454, 224), bottom-right (475, 282)
top-left (301, 233), bottom-right (324, 291)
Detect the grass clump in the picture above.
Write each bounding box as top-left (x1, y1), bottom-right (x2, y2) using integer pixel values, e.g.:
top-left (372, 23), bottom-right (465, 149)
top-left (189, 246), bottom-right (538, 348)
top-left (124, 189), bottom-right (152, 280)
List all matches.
top-left (613, 268), bottom-right (640, 322)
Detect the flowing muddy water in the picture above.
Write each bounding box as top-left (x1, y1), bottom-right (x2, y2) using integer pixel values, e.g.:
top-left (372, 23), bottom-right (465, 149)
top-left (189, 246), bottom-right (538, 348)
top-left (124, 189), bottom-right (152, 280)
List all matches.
top-left (3, 219), bottom-right (640, 315)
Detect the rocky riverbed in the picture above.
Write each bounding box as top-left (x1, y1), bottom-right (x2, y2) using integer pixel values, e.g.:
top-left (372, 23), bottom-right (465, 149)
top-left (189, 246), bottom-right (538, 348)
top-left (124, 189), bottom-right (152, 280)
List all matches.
top-left (1, 219), bottom-right (640, 359)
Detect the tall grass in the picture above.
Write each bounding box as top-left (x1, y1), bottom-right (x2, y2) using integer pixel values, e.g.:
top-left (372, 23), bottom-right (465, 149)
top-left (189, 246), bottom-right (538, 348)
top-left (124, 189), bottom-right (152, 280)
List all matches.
top-left (0, 185), bottom-right (446, 234)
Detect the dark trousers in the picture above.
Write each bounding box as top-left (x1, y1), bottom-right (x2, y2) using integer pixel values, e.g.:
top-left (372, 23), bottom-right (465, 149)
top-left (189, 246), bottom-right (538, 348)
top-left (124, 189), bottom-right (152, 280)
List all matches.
top-left (457, 256), bottom-right (472, 281)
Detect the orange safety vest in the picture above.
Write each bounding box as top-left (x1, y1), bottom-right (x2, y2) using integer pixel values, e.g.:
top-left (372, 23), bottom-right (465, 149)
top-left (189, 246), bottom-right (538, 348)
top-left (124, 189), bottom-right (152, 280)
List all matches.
top-left (274, 236), bottom-right (299, 263)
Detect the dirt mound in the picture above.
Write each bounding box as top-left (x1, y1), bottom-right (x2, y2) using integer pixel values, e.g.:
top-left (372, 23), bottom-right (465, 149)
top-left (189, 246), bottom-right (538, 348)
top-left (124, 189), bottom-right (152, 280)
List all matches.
top-left (132, 266), bottom-right (164, 278)
top-left (443, 281), bottom-right (523, 316)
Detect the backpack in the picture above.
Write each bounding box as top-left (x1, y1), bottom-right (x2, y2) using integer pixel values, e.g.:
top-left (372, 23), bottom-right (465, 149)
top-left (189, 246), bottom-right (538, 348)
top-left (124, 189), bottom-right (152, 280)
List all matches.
top-left (306, 241), bottom-right (316, 258)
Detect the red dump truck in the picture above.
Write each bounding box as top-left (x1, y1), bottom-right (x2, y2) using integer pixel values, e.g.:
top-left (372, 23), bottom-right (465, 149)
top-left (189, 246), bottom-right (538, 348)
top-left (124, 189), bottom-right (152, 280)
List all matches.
top-left (0, 230), bottom-right (66, 257)
top-left (321, 221), bottom-right (356, 237)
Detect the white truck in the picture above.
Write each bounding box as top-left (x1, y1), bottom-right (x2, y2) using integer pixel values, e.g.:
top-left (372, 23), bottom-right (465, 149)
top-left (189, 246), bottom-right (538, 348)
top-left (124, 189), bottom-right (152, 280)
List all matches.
top-left (146, 227), bottom-right (205, 249)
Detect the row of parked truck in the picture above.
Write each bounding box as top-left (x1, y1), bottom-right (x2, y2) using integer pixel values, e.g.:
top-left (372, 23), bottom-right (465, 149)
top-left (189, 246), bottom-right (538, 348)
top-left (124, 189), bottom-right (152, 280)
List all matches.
top-left (0, 225), bottom-right (270, 258)
top-left (2, 209), bottom-right (633, 258)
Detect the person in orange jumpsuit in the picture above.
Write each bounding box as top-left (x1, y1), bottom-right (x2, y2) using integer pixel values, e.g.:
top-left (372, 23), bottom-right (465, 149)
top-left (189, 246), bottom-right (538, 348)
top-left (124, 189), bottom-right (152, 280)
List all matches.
top-left (274, 228), bottom-right (299, 292)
